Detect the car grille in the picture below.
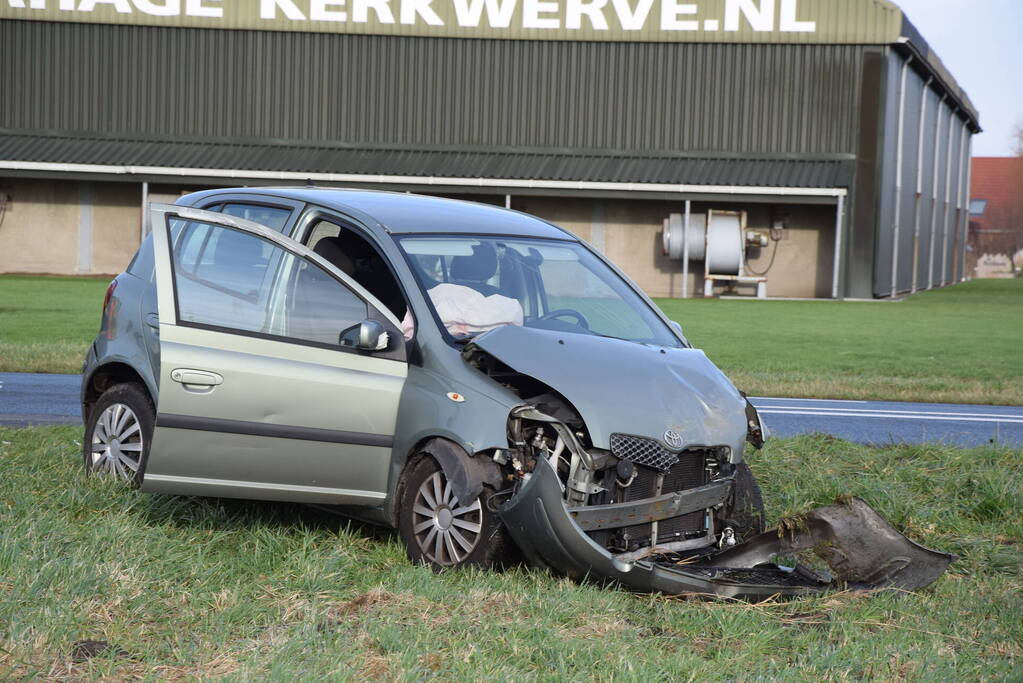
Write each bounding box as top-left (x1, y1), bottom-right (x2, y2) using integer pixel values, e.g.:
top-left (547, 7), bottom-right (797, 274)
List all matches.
top-left (610, 433), bottom-right (679, 472)
top-left (620, 450), bottom-right (708, 546)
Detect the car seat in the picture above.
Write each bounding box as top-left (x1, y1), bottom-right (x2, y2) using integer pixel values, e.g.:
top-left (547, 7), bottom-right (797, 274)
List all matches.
top-left (449, 243), bottom-right (500, 296)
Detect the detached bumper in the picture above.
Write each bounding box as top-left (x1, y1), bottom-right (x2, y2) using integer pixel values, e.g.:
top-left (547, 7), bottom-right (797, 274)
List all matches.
top-left (500, 461), bottom-right (954, 601)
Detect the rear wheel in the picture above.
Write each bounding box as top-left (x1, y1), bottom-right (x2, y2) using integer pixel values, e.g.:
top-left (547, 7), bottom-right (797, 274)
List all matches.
top-left (82, 383), bottom-right (154, 487)
top-left (398, 455), bottom-right (508, 570)
top-left (725, 462), bottom-right (766, 543)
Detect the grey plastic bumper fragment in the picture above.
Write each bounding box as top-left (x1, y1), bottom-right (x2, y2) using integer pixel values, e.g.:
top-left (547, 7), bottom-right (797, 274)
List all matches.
top-left (711, 498), bottom-right (956, 591)
top-left (500, 461), bottom-right (954, 600)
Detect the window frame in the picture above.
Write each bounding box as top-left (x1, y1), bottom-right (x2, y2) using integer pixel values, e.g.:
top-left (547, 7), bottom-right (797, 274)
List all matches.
top-left (192, 194), bottom-right (307, 238)
top-left (158, 208), bottom-right (406, 362)
top-left (293, 206), bottom-right (417, 339)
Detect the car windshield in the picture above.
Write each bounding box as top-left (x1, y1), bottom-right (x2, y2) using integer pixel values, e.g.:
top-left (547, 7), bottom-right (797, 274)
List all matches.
top-left (398, 236), bottom-right (681, 347)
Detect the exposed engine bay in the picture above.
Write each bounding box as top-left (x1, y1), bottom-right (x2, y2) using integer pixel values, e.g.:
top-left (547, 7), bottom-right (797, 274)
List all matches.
top-left (503, 403), bottom-right (736, 558)
top-left (464, 342), bottom-right (955, 601)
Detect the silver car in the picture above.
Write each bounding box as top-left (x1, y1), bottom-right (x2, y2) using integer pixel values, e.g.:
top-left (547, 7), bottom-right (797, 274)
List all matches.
top-left (81, 188), bottom-right (952, 599)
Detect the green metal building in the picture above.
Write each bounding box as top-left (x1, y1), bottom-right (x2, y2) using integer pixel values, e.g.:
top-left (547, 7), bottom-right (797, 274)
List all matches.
top-left (0, 0), bottom-right (979, 298)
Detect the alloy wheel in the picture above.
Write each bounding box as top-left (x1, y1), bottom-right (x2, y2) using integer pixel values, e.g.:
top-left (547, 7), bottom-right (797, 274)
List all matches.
top-left (411, 471), bottom-right (483, 566)
top-left (89, 403), bottom-right (144, 481)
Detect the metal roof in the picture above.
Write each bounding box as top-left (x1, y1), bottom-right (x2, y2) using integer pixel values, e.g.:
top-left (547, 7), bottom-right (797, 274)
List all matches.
top-left (0, 130), bottom-right (854, 190)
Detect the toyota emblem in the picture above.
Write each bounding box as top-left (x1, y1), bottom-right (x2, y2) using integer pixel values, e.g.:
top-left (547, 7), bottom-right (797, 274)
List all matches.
top-left (663, 429), bottom-right (684, 450)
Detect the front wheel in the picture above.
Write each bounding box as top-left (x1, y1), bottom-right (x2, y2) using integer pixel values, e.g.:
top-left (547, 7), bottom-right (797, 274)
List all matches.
top-left (82, 383), bottom-right (154, 487)
top-left (397, 455), bottom-right (509, 570)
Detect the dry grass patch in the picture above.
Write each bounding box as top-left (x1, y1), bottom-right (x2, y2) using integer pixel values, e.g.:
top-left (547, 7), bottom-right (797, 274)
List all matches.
top-left (727, 370), bottom-right (1023, 406)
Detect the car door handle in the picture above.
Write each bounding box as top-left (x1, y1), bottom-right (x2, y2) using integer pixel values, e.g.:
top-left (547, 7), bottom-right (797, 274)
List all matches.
top-left (170, 369), bottom-right (224, 386)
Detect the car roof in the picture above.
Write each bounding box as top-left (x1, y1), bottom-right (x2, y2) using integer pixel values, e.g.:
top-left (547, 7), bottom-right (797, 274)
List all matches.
top-left (182, 187), bottom-right (576, 241)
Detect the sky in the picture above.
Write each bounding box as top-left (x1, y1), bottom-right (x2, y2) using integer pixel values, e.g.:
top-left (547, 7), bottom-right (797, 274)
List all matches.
top-left (895, 0), bottom-right (1023, 157)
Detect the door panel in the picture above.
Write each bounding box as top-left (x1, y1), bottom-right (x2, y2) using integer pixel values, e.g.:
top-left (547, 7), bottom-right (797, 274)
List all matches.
top-left (143, 204), bottom-right (408, 504)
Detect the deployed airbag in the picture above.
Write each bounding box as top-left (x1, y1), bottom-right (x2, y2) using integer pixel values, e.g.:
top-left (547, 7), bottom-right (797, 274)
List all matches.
top-left (413, 283), bottom-right (524, 338)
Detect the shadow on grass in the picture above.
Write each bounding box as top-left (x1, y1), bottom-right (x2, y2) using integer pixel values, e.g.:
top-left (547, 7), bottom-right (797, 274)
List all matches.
top-left (135, 492), bottom-right (397, 542)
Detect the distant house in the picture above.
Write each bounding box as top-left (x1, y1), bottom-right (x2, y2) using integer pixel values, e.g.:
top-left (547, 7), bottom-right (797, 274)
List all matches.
top-left (969, 157), bottom-right (1023, 278)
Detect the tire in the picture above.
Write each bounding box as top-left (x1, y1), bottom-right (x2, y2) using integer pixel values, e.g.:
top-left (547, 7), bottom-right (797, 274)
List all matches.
top-left (397, 455), bottom-right (509, 570)
top-left (725, 462), bottom-right (766, 543)
top-left (82, 382), bottom-right (154, 487)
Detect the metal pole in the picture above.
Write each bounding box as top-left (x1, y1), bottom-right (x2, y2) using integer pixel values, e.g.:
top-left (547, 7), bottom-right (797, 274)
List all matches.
top-left (952, 121), bottom-right (966, 283)
top-left (682, 200), bottom-right (691, 299)
top-left (505, 194), bottom-right (511, 209)
top-left (832, 194), bottom-right (844, 299)
top-left (941, 107), bottom-right (957, 286)
top-left (928, 94), bottom-right (946, 290)
top-left (911, 77), bottom-right (932, 294)
top-left (140, 181), bottom-right (149, 241)
top-left (891, 56), bottom-right (913, 298)
top-left (962, 132), bottom-right (973, 281)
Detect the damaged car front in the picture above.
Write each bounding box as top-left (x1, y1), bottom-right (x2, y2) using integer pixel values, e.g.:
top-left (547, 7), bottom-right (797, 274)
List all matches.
top-left (398, 232), bottom-right (953, 600)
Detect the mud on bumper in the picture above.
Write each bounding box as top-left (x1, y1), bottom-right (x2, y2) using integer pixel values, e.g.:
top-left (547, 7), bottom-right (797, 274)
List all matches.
top-left (499, 461), bottom-right (954, 601)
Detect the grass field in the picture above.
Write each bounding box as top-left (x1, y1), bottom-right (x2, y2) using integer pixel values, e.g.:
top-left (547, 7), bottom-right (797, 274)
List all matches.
top-left (1, 427), bottom-right (1019, 680)
top-left (656, 278), bottom-right (1023, 405)
top-left (2, 274), bottom-right (1021, 405)
top-left (0, 275), bottom-right (109, 375)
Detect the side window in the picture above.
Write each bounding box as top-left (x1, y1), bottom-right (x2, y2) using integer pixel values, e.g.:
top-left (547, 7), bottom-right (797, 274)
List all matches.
top-left (175, 223), bottom-right (213, 274)
top-left (167, 219), bottom-right (369, 348)
top-left (221, 203), bottom-right (292, 233)
top-left (303, 218), bottom-right (409, 321)
top-left (283, 256), bottom-right (369, 346)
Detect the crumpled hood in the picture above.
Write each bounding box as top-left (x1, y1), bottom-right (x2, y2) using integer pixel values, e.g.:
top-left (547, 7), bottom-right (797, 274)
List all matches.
top-left (469, 325), bottom-right (748, 453)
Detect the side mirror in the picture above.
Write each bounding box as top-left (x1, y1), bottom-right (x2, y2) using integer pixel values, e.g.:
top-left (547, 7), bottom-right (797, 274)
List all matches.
top-left (340, 320), bottom-right (389, 351)
top-left (670, 320), bottom-right (690, 346)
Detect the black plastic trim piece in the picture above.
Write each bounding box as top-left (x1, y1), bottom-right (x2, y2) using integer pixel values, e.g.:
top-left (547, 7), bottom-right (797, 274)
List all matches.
top-left (156, 413), bottom-right (393, 447)
top-left (569, 481), bottom-right (731, 532)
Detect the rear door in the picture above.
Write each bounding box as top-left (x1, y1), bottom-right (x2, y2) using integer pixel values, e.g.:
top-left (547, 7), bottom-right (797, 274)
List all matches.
top-left (142, 204), bottom-right (407, 505)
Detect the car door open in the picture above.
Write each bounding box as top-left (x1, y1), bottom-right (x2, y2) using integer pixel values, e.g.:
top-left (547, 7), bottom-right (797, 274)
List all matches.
top-left (143, 204), bottom-right (408, 504)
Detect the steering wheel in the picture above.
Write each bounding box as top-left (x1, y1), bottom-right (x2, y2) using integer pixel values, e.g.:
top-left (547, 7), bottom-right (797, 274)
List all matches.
top-left (538, 308), bottom-right (590, 329)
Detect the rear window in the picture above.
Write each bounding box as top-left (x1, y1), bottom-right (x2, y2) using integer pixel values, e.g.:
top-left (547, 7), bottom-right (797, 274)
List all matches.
top-left (221, 204), bottom-right (292, 232)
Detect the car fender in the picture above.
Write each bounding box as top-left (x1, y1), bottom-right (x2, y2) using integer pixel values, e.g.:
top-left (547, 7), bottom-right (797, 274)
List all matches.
top-left (415, 437), bottom-right (505, 508)
top-left (81, 355), bottom-right (158, 422)
top-left (383, 363), bottom-right (519, 525)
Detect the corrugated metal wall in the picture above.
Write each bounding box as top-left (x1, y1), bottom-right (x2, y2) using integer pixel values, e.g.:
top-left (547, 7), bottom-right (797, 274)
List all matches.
top-left (1, 19), bottom-right (866, 155)
top-left (873, 50), bottom-right (972, 297)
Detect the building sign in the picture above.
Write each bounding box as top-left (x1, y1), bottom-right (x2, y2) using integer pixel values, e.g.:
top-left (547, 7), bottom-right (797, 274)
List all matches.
top-left (2, 0), bottom-right (902, 43)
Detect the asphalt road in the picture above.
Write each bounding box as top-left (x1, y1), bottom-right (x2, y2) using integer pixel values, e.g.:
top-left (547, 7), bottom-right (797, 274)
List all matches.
top-left (2, 372), bottom-right (1021, 448)
top-left (751, 396), bottom-right (1023, 448)
top-left (0, 373), bottom-right (83, 427)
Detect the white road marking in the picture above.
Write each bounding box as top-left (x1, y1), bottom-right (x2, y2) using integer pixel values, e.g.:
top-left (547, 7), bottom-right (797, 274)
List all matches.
top-left (758, 409), bottom-right (1023, 425)
top-left (751, 397), bottom-right (869, 404)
